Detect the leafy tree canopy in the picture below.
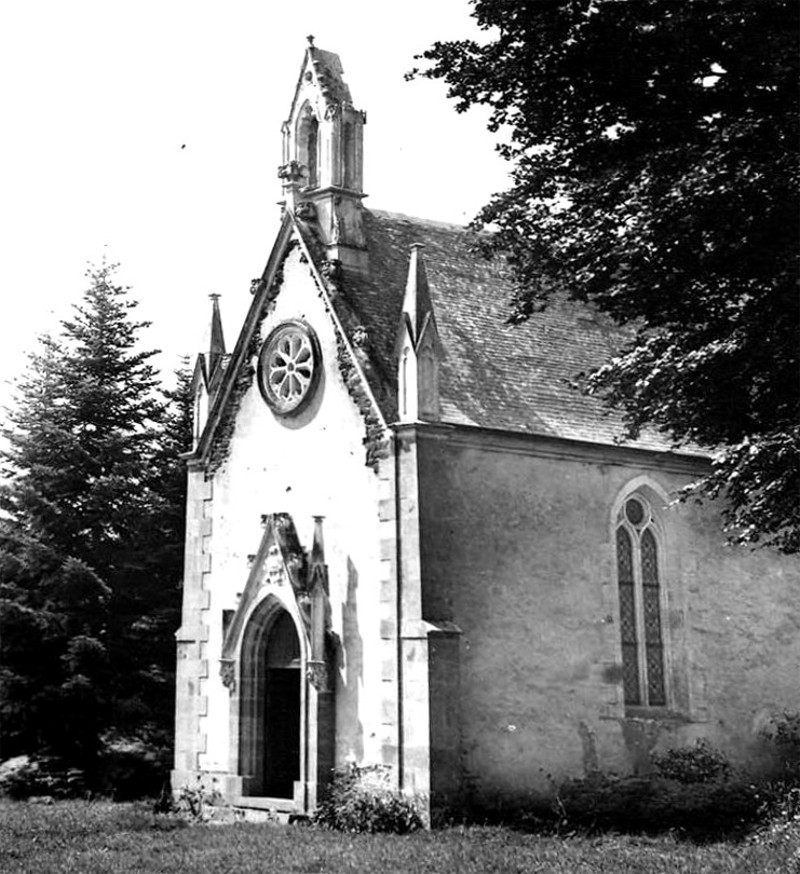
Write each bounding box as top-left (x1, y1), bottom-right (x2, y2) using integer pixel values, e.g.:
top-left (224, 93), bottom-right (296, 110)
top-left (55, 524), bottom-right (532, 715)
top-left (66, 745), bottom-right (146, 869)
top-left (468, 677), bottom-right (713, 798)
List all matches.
top-left (412, 0), bottom-right (800, 552)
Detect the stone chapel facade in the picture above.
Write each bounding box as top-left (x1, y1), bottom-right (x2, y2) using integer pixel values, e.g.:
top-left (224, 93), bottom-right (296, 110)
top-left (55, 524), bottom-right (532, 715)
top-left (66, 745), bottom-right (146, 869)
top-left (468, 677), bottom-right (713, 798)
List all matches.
top-left (173, 45), bottom-right (800, 819)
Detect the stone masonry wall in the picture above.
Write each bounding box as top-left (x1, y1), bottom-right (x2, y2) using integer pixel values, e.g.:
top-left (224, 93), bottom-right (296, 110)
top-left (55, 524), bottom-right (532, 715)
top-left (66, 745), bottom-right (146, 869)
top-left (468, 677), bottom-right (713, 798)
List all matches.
top-left (417, 429), bottom-right (800, 809)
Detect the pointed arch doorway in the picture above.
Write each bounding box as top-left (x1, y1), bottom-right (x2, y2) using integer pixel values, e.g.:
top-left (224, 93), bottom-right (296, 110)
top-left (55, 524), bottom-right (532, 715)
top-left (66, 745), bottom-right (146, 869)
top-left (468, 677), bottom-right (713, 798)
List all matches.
top-left (224, 513), bottom-right (337, 812)
top-left (240, 604), bottom-right (302, 799)
top-left (264, 611), bottom-right (301, 796)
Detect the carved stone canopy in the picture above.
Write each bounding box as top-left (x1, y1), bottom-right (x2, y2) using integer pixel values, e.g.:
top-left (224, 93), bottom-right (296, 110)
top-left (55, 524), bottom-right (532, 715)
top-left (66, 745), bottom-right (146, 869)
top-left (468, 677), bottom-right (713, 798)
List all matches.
top-left (219, 513), bottom-right (332, 692)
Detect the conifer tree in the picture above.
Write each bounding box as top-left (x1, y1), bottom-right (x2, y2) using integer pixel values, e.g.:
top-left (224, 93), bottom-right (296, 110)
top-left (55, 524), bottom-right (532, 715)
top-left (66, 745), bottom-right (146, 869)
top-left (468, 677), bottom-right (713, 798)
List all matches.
top-left (0, 261), bottom-right (186, 775)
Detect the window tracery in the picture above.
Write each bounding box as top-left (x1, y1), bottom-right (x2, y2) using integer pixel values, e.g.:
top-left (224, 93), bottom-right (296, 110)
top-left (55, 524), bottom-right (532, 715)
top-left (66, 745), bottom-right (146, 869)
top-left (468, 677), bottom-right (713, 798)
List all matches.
top-left (616, 495), bottom-right (666, 708)
top-left (257, 321), bottom-right (321, 415)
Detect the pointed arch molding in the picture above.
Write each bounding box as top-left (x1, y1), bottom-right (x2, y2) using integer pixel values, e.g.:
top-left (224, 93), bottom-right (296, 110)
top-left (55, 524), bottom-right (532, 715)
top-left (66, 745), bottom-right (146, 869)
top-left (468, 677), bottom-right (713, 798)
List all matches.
top-left (610, 475), bottom-right (672, 524)
top-left (219, 512), bottom-right (333, 694)
top-left (602, 475), bottom-right (704, 722)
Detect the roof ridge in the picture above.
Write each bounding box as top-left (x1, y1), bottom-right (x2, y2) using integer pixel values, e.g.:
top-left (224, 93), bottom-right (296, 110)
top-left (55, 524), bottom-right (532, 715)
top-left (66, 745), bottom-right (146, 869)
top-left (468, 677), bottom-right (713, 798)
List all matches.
top-left (367, 208), bottom-right (471, 233)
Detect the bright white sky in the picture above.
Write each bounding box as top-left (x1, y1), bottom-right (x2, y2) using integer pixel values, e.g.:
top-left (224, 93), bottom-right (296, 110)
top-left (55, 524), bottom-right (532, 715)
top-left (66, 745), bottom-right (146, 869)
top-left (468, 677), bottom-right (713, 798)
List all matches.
top-left (0, 0), bottom-right (508, 411)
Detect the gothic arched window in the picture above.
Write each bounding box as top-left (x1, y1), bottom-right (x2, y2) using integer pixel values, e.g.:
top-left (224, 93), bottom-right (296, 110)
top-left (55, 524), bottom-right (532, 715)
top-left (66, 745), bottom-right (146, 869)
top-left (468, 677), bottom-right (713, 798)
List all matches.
top-left (306, 118), bottom-right (318, 188)
top-left (616, 494), bottom-right (667, 707)
top-left (297, 109), bottom-right (319, 189)
top-left (343, 121), bottom-right (354, 189)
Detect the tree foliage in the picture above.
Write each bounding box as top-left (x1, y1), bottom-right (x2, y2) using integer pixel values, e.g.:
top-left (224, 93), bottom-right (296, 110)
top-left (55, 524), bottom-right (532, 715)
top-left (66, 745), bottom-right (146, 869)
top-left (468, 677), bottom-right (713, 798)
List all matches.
top-left (0, 261), bottom-right (190, 772)
top-left (413, 0), bottom-right (799, 551)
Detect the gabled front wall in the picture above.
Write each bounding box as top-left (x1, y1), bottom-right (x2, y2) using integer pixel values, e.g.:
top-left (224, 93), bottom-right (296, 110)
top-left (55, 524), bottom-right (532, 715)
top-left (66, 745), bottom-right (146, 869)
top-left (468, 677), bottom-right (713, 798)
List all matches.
top-left (417, 428), bottom-right (800, 810)
top-left (175, 245), bottom-right (388, 801)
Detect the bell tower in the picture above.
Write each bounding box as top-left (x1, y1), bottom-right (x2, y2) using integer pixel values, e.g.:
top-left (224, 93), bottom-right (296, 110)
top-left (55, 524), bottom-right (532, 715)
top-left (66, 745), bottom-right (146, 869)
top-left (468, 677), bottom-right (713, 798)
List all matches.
top-left (279, 38), bottom-right (367, 270)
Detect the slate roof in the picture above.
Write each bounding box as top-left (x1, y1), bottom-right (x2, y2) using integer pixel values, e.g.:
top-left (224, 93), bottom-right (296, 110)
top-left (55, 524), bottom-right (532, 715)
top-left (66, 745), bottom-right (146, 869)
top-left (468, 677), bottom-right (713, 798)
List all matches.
top-left (333, 208), bottom-right (696, 455)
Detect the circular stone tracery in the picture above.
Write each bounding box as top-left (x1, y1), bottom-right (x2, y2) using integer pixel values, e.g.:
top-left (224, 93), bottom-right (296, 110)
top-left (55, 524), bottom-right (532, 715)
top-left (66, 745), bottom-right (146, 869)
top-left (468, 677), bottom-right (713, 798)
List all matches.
top-left (258, 321), bottom-right (321, 415)
top-left (625, 497), bottom-right (647, 527)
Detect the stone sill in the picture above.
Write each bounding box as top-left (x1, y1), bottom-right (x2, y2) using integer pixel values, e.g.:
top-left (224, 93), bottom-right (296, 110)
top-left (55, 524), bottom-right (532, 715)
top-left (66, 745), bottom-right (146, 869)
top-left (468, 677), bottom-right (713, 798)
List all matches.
top-left (234, 796), bottom-right (297, 813)
top-left (600, 705), bottom-right (702, 724)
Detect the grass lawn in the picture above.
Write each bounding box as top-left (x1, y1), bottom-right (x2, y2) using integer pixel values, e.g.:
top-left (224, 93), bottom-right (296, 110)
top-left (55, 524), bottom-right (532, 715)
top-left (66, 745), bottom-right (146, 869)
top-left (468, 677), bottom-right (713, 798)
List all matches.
top-left (0, 800), bottom-right (798, 873)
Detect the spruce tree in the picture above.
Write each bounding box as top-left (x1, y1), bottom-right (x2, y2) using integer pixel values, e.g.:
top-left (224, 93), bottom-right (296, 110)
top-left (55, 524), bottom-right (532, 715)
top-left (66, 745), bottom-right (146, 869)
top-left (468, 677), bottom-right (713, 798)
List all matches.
top-left (0, 261), bottom-right (186, 777)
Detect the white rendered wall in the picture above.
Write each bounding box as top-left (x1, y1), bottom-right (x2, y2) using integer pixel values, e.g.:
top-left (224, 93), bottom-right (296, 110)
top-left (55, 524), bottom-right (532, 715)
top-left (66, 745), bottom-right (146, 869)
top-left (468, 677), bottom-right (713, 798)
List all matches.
top-left (198, 246), bottom-right (385, 773)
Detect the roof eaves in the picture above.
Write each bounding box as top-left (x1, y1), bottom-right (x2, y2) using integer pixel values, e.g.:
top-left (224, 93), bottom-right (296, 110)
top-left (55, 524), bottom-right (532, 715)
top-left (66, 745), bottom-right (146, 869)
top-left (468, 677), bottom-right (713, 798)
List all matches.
top-left (405, 420), bottom-right (710, 472)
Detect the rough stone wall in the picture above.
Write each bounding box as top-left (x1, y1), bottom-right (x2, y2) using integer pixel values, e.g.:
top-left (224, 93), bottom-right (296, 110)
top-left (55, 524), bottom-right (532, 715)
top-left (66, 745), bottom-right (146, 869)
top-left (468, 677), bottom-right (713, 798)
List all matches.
top-left (416, 430), bottom-right (800, 810)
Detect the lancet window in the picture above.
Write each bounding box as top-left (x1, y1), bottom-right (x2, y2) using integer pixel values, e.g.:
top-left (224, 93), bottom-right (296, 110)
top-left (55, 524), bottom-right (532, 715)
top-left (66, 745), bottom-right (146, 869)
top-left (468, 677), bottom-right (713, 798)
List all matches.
top-left (343, 121), bottom-right (354, 189)
top-left (297, 109), bottom-right (319, 189)
top-left (616, 494), bottom-right (667, 708)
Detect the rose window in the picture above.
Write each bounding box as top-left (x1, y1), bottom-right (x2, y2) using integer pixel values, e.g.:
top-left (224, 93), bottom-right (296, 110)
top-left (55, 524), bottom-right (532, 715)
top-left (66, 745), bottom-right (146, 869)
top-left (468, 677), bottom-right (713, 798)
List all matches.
top-left (258, 321), bottom-right (321, 415)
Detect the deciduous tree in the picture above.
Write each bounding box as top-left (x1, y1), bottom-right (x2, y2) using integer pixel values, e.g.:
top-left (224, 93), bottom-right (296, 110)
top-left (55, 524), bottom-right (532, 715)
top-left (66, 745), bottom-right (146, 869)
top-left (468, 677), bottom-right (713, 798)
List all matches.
top-left (412, 0), bottom-right (799, 551)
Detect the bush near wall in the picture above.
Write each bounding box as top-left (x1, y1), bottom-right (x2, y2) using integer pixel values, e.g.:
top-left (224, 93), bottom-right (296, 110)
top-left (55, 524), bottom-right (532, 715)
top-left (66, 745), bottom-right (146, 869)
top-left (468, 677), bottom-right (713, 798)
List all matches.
top-left (652, 739), bottom-right (732, 784)
top-left (459, 741), bottom-right (793, 838)
top-left (313, 764), bottom-right (424, 834)
top-left (761, 712), bottom-right (800, 780)
top-left (552, 740), bottom-right (800, 839)
top-left (555, 772), bottom-right (760, 838)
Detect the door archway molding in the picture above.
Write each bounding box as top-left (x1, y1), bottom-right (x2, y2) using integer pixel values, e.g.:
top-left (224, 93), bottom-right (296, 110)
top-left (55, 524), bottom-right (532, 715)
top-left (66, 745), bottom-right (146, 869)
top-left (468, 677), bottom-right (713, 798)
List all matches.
top-left (220, 513), bottom-right (335, 810)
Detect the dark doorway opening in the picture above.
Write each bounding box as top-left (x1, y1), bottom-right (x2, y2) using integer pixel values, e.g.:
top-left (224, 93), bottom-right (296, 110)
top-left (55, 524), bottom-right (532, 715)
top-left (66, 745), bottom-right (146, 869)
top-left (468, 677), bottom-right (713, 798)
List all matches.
top-left (263, 611), bottom-right (301, 797)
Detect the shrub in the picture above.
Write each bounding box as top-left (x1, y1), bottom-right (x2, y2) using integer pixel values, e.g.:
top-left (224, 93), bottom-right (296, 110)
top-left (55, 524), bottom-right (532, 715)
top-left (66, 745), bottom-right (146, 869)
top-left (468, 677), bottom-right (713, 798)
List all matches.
top-left (174, 777), bottom-right (223, 823)
top-left (96, 734), bottom-right (169, 800)
top-left (0, 756), bottom-right (36, 799)
top-left (652, 739), bottom-right (732, 784)
top-left (313, 763), bottom-right (424, 834)
top-left (0, 755), bottom-right (85, 800)
top-left (750, 784), bottom-right (800, 860)
top-left (761, 712), bottom-right (800, 779)
top-left (555, 771), bottom-right (760, 838)
top-left (0, 732), bottom-right (171, 801)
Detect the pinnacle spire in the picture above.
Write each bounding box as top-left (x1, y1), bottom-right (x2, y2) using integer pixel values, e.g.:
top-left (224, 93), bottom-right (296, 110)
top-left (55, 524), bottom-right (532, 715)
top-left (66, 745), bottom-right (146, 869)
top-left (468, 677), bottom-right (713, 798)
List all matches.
top-left (399, 244), bottom-right (436, 350)
top-left (208, 294), bottom-right (226, 378)
top-left (311, 515), bottom-right (325, 565)
top-left (396, 244), bottom-right (443, 423)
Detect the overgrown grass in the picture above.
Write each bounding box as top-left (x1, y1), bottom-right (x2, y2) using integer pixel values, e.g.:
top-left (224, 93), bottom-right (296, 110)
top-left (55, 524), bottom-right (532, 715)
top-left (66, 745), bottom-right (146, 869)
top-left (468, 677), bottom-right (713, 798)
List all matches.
top-left (1, 799), bottom-right (798, 873)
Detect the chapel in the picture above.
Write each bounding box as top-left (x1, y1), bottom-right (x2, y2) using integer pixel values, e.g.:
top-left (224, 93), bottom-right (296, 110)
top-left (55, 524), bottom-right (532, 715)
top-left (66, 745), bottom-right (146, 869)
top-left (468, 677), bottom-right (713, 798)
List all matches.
top-left (173, 43), bottom-right (800, 819)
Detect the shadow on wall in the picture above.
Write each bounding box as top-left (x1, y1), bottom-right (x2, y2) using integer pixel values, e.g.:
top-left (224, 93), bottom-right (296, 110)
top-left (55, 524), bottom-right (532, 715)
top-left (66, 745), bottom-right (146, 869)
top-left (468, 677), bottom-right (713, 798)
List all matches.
top-left (336, 556), bottom-right (364, 763)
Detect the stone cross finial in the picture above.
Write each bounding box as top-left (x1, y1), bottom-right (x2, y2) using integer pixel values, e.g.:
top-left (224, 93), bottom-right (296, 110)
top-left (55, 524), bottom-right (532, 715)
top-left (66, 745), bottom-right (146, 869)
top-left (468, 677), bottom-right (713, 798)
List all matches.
top-left (306, 34), bottom-right (315, 47)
